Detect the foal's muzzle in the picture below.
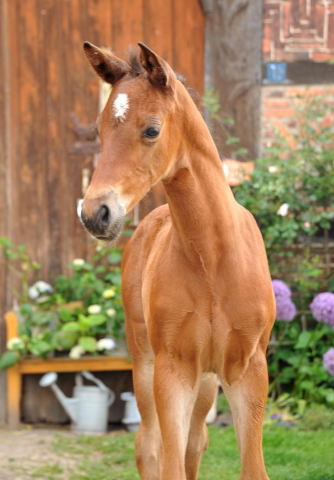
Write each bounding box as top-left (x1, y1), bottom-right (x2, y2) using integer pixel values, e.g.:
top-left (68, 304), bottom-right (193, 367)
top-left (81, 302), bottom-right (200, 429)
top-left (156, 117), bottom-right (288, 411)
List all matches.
top-left (80, 194), bottom-right (124, 241)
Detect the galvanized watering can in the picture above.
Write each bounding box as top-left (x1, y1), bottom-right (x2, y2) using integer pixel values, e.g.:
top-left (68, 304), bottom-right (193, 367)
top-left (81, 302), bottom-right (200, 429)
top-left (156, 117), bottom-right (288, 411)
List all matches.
top-left (39, 370), bottom-right (115, 433)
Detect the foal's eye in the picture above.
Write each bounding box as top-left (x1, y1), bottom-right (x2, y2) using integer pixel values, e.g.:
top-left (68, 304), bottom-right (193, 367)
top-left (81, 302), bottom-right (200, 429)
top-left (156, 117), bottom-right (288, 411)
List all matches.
top-left (143, 127), bottom-right (160, 139)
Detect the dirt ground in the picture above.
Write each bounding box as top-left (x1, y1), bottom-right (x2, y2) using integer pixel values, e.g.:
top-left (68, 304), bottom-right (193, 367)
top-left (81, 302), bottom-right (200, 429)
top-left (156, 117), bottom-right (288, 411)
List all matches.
top-left (0, 426), bottom-right (79, 480)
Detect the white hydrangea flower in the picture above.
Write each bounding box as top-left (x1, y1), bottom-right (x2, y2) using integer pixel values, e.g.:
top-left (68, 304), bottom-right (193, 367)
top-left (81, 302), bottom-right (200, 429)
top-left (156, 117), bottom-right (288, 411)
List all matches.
top-left (268, 165), bottom-right (279, 173)
top-left (7, 337), bottom-right (24, 351)
top-left (97, 338), bottom-right (116, 351)
top-left (88, 304), bottom-right (101, 314)
top-left (72, 258), bottom-right (85, 266)
top-left (28, 281), bottom-right (53, 300)
top-left (106, 308), bottom-right (116, 317)
top-left (277, 203), bottom-right (289, 217)
top-left (103, 288), bottom-right (116, 299)
top-left (69, 345), bottom-right (85, 359)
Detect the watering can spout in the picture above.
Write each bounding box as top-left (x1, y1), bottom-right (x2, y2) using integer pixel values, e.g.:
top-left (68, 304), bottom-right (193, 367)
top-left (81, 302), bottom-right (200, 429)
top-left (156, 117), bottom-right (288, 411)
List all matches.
top-left (39, 372), bottom-right (78, 423)
top-left (51, 383), bottom-right (78, 423)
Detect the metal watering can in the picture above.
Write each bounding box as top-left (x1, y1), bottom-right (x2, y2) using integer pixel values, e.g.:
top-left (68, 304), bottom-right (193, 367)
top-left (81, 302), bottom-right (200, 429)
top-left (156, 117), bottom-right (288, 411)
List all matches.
top-left (39, 370), bottom-right (115, 433)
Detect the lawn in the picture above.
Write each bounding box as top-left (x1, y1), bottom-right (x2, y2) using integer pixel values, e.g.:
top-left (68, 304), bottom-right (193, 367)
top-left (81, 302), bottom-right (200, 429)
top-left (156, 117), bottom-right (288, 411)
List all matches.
top-left (5, 425), bottom-right (334, 480)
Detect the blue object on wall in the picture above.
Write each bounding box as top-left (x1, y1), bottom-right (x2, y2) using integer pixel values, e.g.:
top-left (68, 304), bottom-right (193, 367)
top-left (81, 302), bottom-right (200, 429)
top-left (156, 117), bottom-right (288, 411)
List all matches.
top-left (265, 62), bottom-right (287, 83)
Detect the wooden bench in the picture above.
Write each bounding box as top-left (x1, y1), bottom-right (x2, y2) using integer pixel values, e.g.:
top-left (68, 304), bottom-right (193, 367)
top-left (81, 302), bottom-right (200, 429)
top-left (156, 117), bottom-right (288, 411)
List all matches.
top-left (5, 311), bottom-right (133, 429)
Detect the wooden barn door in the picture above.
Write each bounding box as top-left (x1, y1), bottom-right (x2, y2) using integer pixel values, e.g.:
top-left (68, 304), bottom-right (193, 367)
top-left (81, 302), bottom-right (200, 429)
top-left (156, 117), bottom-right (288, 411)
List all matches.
top-left (0, 0), bottom-right (204, 423)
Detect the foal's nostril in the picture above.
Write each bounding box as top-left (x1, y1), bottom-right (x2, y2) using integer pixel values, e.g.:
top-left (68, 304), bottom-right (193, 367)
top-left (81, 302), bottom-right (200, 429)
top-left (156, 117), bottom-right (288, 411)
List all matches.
top-left (99, 204), bottom-right (110, 227)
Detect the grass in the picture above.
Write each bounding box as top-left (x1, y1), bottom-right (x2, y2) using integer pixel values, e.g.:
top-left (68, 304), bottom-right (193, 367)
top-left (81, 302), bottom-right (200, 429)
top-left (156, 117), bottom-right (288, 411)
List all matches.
top-left (18, 425), bottom-right (333, 480)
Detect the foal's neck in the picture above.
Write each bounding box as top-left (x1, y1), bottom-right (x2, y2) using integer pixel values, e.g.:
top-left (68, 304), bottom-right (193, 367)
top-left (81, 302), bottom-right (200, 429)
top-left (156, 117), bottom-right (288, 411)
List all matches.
top-left (163, 89), bottom-right (237, 267)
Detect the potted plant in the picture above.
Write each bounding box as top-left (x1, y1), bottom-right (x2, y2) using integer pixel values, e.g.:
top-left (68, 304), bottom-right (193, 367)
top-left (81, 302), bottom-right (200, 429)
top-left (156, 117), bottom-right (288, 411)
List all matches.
top-left (0, 238), bottom-right (126, 370)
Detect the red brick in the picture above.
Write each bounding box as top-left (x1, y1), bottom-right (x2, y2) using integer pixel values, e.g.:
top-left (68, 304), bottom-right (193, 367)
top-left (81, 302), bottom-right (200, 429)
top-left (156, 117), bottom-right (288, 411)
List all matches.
top-left (262, 37), bottom-right (271, 54)
top-left (264, 108), bottom-right (296, 118)
top-left (264, 98), bottom-right (291, 108)
top-left (310, 52), bottom-right (333, 61)
top-left (328, 14), bottom-right (334, 49)
top-left (263, 89), bottom-right (284, 98)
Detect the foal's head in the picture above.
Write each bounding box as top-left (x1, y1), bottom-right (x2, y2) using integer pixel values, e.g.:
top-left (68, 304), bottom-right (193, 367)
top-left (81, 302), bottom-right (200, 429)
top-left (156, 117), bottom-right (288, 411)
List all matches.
top-left (80, 42), bottom-right (188, 241)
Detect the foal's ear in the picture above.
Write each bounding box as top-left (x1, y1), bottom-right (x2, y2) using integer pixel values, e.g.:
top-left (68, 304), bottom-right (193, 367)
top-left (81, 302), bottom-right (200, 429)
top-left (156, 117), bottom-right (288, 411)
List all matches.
top-left (138, 42), bottom-right (173, 88)
top-left (83, 41), bottom-right (130, 84)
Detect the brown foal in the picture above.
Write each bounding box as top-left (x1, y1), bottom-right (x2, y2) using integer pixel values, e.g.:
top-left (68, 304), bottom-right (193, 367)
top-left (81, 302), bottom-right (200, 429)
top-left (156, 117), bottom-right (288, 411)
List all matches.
top-left (81, 41), bottom-right (275, 480)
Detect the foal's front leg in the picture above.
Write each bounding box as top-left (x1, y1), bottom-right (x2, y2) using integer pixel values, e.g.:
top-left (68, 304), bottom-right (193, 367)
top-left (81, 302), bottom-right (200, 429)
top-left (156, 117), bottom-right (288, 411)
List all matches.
top-left (222, 347), bottom-right (270, 480)
top-left (154, 354), bottom-right (200, 480)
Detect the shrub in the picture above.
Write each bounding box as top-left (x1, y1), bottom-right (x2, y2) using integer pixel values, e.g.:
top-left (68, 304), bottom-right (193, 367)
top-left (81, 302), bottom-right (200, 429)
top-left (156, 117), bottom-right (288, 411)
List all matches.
top-left (234, 95), bottom-right (334, 409)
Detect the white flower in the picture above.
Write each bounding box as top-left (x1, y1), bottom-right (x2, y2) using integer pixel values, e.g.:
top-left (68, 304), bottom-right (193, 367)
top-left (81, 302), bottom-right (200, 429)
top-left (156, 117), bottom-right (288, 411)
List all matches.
top-left (304, 222), bottom-right (311, 228)
top-left (7, 337), bottom-right (24, 350)
top-left (69, 345), bottom-right (85, 359)
top-left (88, 304), bottom-right (101, 314)
top-left (106, 308), bottom-right (116, 317)
top-left (97, 338), bottom-right (116, 351)
top-left (72, 258), bottom-right (85, 266)
top-left (268, 165), bottom-right (279, 173)
top-left (277, 203), bottom-right (289, 217)
top-left (28, 281), bottom-right (53, 300)
top-left (103, 288), bottom-right (116, 299)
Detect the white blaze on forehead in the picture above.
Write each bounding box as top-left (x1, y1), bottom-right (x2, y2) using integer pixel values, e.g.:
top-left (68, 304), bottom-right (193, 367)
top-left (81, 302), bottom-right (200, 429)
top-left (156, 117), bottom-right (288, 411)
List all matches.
top-left (113, 93), bottom-right (129, 121)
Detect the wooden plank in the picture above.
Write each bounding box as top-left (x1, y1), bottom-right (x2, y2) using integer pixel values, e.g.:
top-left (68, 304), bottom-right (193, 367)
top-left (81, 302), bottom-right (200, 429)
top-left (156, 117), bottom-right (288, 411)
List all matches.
top-left (40, 0), bottom-right (67, 277)
top-left (0, 0), bottom-right (9, 424)
top-left (15, 0), bottom-right (50, 278)
top-left (172, 0), bottom-right (205, 94)
top-left (111, 0), bottom-right (143, 56)
top-left (62, 0), bottom-right (96, 264)
top-left (87, 0), bottom-right (112, 46)
top-left (143, 0), bottom-right (173, 63)
top-left (20, 356), bottom-right (132, 373)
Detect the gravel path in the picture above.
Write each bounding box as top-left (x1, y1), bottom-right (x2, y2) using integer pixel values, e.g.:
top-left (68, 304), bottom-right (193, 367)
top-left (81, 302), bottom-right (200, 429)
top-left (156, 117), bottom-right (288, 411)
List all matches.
top-left (0, 427), bottom-right (76, 480)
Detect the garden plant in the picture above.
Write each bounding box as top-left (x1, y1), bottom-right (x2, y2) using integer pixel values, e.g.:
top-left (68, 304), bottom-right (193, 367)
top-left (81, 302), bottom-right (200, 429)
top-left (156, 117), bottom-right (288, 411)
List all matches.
top-left (0, 238), bottom-right (125, 370)
top-left (234, 94), bottom-right (334, 411)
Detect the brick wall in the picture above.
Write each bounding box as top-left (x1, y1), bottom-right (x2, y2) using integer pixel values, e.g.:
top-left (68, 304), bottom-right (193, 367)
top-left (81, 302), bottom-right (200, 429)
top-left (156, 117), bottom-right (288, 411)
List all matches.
top-left (261, 84), bottom-right (334, 152)
top-left (263, 0), bottom-right (334, 62)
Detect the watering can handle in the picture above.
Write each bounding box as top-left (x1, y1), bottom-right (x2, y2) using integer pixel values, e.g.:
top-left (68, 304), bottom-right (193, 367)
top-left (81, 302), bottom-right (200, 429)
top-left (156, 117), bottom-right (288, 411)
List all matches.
top-left (107, 390), bottom-right (116, 407)
top-left (81, 370), bottom-right (109, 393)
top-left (75, 373), bottom-right (84, 387)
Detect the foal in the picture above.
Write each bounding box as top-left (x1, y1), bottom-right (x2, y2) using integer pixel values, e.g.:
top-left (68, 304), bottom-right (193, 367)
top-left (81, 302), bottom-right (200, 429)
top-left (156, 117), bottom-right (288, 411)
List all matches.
top-left (81, 42), bottom-right (275, 480)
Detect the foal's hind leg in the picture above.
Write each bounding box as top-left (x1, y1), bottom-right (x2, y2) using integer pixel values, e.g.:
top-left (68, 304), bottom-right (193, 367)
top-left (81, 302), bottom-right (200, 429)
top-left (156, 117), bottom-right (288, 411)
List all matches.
top-left (185, 373), bottom-right (217, 480)
top-left (221, 347), bottom-right (270, 480)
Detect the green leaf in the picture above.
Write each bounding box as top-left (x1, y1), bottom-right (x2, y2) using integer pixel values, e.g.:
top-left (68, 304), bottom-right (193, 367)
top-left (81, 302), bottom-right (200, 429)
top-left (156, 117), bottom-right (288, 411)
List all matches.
top-left (29, 340), bottom-right (52, 357)
top-left (61, 322), bottom-right (81, 333)
top-left (225, 136), bottom-right (240, 145)
top-left (108, 249), bottom-right (122, 264)
top-left (86, 314), bottom-right (106, 327)
top-left (295, 331), bottom-right (311, 349)
top-left (59, 309), bottom-right (75, 323)
top-left (79, 336), bottom-right (97, 352)
top-left (0, 351), bottom-right (20, 370)
top-left (53, 331), bottom-right (78, 351)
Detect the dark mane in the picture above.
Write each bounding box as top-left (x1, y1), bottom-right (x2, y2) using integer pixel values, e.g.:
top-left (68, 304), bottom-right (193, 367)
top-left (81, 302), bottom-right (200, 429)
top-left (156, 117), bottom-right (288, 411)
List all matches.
top-left (128, 47), bottom-right (144, 75)
top-left (126, 48), bottom-right (199, 102)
